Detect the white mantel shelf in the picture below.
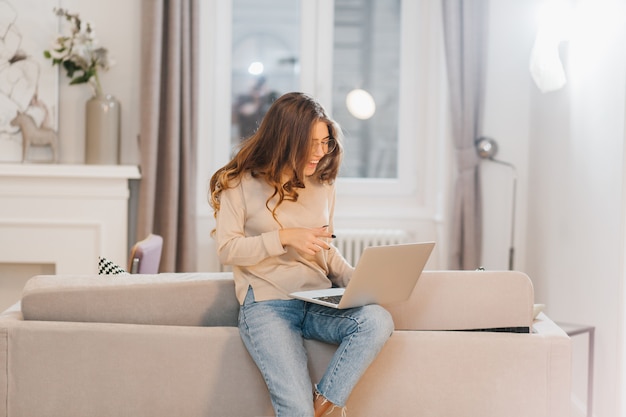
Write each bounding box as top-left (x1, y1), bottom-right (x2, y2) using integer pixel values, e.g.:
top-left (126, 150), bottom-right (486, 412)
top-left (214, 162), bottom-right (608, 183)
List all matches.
top-left (0, 163), bottom-right (141, 180)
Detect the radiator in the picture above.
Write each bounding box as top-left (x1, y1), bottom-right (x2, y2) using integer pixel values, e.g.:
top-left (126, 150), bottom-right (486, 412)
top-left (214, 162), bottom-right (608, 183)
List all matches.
top-left (333, 229), bottom-right (410, 266)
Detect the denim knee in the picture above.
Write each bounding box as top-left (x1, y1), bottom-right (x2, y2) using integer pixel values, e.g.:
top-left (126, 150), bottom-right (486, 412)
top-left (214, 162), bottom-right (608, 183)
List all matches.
top-left (362, 304), bottom-right (395, 344)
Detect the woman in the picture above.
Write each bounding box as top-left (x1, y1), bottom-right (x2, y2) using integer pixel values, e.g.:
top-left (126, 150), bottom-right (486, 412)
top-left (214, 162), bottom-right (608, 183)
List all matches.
top-left (210, 92), bottom-right (393, 417)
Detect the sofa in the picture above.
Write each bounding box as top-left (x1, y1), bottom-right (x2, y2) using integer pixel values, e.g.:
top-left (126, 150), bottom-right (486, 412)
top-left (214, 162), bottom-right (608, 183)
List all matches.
top-left (0, 270), bottom-right (570, 417)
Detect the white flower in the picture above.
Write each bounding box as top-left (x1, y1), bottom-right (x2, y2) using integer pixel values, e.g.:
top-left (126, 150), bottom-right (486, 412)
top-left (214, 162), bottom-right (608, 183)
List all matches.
top-left (43, 8), bottom-right (113, 96)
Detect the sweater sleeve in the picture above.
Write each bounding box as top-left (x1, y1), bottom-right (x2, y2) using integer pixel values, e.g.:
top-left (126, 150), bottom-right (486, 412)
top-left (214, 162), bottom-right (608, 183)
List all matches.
top-left (215, 182), bottom-right (286, 266)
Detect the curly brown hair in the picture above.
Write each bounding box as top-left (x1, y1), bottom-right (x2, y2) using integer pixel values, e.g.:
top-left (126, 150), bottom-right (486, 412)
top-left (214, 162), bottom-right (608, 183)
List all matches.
top-left (209, 92), bottom-right (343, 224)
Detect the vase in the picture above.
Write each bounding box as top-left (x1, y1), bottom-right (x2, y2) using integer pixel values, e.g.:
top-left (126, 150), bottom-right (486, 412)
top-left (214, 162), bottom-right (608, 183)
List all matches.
top-left (85, 94), bottom-right (121, 165)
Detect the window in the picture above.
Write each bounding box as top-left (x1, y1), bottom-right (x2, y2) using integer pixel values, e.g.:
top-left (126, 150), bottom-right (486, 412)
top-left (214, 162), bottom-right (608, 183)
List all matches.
top-left (332, 0), bottom-right (401, 179)
top-left (201, 0), bottom-right (443, 213)
top-left (229, 0), bottom-right (401, 179)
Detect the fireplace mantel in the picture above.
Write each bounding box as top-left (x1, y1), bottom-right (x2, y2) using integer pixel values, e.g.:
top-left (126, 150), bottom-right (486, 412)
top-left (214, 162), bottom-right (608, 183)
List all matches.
top-left (0, 163), bottom-right (140, 281)
top-left (0, 163), bottom-right (140, 180)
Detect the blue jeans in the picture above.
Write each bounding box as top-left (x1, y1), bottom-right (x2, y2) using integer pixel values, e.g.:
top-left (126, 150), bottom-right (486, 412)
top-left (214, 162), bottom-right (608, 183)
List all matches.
top-left (238, 286), bottom-right (394, 417)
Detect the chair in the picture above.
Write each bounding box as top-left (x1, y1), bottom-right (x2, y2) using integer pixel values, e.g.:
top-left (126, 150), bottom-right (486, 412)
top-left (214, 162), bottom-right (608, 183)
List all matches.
top-left (128, 234), bottom-right (163, 274)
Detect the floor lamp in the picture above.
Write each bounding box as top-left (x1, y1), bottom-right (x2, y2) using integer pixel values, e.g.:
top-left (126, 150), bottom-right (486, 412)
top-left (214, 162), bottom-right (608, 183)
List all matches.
top-left (475, 137), bottom-right (517, 270)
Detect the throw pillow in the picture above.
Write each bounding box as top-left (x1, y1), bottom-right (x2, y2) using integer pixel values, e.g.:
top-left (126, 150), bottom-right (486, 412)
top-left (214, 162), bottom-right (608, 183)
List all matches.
top-left (98, 256), bottom-right (129, 275)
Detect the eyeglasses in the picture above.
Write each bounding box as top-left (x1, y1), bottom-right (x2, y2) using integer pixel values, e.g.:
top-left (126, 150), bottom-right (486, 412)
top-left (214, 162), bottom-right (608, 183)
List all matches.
top-left (311, 137), bottom-right (337, 155)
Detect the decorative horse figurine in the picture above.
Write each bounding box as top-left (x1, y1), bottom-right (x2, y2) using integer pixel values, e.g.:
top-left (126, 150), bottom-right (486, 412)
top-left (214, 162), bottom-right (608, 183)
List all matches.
top-left (10, 112), bottom-right (59, 163)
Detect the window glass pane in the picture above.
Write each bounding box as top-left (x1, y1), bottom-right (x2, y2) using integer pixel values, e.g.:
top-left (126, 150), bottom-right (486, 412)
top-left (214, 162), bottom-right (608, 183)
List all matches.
top-left (231, 0), bottom-right (301, 151)
top-left (332, 0), bottom-right (401, 178)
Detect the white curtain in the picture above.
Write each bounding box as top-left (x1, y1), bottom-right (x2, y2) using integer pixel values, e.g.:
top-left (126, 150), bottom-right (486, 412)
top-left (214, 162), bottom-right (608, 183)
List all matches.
top-left (442, 0), bottom-right (489, 269)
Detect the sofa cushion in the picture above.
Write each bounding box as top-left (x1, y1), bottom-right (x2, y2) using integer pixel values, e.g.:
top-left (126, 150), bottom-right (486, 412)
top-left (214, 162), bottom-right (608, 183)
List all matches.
top-left (21, 273), bottom-right (239, 327)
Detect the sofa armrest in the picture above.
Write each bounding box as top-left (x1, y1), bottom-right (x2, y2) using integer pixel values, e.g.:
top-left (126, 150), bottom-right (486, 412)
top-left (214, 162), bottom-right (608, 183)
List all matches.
top-left (21, 273), bottom-right (239, 327)
top-left (385, 270), bottom-right (534, 331)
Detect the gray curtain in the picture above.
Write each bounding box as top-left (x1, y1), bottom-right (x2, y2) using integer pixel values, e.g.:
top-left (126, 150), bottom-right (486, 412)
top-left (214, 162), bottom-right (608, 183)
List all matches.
top-left (137, 0), bottom-right (199, 272)
top-left (442, 0), bottom-right (488, 270)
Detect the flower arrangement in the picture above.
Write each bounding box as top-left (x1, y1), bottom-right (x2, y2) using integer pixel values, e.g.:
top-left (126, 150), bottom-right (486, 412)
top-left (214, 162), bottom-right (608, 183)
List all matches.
top-left (43, 8), bottom-right (113, 96)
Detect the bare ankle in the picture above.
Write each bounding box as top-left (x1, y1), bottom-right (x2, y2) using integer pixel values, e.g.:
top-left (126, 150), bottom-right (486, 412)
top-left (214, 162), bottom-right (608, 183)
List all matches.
top-left (314, 392), bottom-right (333, 417)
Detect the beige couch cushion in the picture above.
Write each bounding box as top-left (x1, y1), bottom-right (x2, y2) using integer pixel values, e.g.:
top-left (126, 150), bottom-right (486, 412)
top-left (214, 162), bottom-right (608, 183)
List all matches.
top-left (385, 270), bottom-right (534, 331)
top-left (21, 273), bottom-right (239, 327)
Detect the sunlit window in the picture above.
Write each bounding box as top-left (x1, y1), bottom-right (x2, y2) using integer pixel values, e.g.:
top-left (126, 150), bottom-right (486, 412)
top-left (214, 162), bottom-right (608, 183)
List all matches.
top-left (230, 0), bottom-right (400, 179)
top-left (332, 0), bottom-right (401, 178)
top-left (201, 0), bottom-right (441, 229)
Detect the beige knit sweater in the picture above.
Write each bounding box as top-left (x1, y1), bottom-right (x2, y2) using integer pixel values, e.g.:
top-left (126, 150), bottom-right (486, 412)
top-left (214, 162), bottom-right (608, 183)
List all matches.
top-left (214, 172), bottom-right (354, 304)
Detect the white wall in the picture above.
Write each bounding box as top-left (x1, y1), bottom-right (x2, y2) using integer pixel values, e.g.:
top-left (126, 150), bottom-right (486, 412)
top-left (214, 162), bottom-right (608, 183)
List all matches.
top-left (482, 1), bottom-right (626, 417)
top-left (480, 0), bottom-right (535, 271)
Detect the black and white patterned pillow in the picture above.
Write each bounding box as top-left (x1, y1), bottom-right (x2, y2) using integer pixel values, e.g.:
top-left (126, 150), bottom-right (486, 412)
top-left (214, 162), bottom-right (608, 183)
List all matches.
top-left (98, 256), bottom-right (129, 275)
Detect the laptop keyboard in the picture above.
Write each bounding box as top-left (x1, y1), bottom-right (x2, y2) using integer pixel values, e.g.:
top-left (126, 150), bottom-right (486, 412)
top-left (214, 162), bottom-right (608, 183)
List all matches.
top-left (314, 295), bottom-right (343, 304)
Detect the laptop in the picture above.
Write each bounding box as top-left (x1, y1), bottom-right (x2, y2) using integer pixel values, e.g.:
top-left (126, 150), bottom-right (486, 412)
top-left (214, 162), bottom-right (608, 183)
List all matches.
top-left (290, 242), bottom-right (435, 309)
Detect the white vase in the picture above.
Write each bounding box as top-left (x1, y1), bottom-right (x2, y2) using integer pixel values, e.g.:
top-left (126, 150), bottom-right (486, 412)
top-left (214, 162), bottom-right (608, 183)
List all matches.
top-left (85, 94), bottom-right (121, 165)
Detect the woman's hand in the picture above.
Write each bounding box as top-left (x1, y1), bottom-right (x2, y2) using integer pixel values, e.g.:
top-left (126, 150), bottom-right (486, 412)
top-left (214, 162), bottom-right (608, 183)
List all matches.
top-left (279, 226), bottom-right (334, 255)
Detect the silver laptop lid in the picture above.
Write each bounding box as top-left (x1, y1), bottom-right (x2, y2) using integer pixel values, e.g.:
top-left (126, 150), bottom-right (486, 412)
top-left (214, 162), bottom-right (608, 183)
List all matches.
top-left (339, 242), bottom-right (435, 308)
